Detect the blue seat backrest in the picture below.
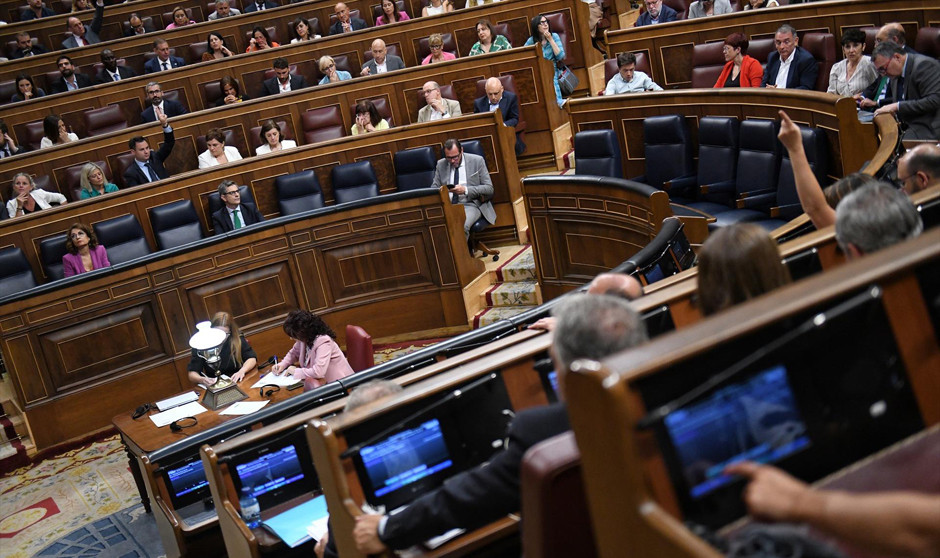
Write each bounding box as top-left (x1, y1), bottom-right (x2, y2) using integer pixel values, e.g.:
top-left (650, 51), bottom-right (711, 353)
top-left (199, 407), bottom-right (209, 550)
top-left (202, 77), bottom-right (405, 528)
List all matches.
top-left (777, 126), bottom-right (828, 218)
top-left (697, 117), bottom-right (739, 185)
top-left (574, 129), bottom-right (623, 178)
top-left (461, 140), bottom-right (484, 158)
top-left (276, 170), bottom-right (325, 215)
top-left (149, 200), bottom-right (204, 250)
top-left (0, 247), bottom-right (37, 298)
top-left (643, 115), bottom-right (694, 189)
top-left (394, 146), bottom-right (437, 192)
top-left (39, 233), bottom-right (69, 282)
top-left (736, 119), bottom-right (780, 196)
top-left (93, 214), bottom-right (152, 265)
top-left (332, 161), bottom-right (379, 204)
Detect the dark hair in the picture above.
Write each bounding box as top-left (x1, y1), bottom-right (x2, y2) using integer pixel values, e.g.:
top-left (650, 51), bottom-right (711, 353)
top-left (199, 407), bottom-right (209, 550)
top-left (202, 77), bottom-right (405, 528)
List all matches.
top-left (443, 138), bottom-right (462, 152)
top-left (153, 37), bottom-right (168, 49)
top-left (382, 0), bottom-right (401, 23)
top-left (476, 18), bottom-right (496, 38)
top-left (206, 31), bottom-right (230, 55)
top-left (65, 223), bottom-right (99, 255)
top-left (219, 75), bottom-right (241, 96)
top-left (42, 114), bottom-right (64, 142)
top-left (724, 32), bottom-right (749, 54)
top-left (15, 73), bottom-right (38, 92)
top-left (205, 128), bottom-right (226, 144)
top-left (291, 17), bottom-right (313, 40)
top-left (696, 223), bottom-right (792, 316)
top-left (128, 135), bottom-right (147, 149)
top-left (259, 119), bottom-right (282, 142)
top-left (251, 26), bottom-right (273, 44)
top-left (841, 28), bottom-right (866, 48)
top-left (56, 54), bottom-right (73, 65)
top-left (0, 119), bottom-right (7, 135)
top-left (529, 14), bottom-right (549, 43)
top-left (823, 172), bottom-right (878, 208)
top-left (273, 57), bottom-right (289, 70)
top-left (355, 100), bottom-right (382, 126)
top-left (282, 309), bottom-right (336, 345)
top-left (616, 51), bottom-right (637, 67)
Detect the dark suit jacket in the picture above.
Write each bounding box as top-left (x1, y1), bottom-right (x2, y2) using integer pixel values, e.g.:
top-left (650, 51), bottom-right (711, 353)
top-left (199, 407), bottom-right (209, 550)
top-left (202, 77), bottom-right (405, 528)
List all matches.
top-left (473, 91), bottom-right (520, 127)
top-left (141, 100), bottom-right (188, 123)
top-left (761, 46), bottom-right (818, 90)
top-left (212, 203), bottom-right (264, 233)
top-left (49, 72), bottom-right (94, 94)
top-left (635, 4), bottom-right (677, 26)
top-left (861, 76), bottom-right (894, 109)
top-left (381, 404), bottom-right (570, 549)
top-left (122, 128), bottom-right (175, 187)
top-left (144, 55), bottom-right (186, 74)
top-left (95, 65), bottom-right (138, 84)
top-left (262, 74), bottom-right (309, 96)
top-left (60, 2), bottom-right (104, 49)
top-left (244, 0), bottom-right (278, 11)
top-left (361, 55), bottom-right (405, 74)
top-left (328, 17), bottom-right (367, 35)
top-left (895, 53), bottom-right (940, 140)
top-left (10, 44), bottom-right (48, 59)
top-left (21, 6), bottom-right (55, 20)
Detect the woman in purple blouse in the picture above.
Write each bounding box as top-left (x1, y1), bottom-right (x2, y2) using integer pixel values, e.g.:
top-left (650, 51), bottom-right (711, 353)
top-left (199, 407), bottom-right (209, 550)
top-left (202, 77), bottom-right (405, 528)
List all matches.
top-left (62, 223), bottom-right (110, 277)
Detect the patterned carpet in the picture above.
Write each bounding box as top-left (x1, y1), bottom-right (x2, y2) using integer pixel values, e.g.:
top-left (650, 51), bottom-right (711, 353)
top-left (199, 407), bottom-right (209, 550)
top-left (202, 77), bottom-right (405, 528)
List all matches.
top-left (474, 246), bottom-right (541, 328)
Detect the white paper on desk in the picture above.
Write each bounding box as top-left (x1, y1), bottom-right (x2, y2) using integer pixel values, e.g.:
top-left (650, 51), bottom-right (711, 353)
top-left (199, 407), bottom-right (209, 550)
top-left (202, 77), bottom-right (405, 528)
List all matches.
top-left (219, 400), bottom-right (270, 415)
top-left (250, 372), bottom-right (300, 389)
top-left (150, 401), bottom-right (208, 427)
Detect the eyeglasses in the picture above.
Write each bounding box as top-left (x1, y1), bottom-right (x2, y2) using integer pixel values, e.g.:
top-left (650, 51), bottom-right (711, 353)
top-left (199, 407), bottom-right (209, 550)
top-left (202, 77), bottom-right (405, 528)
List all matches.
top-left (874, 59), bottom-right (891, 74)
top-left (70, 232), bottom-right (87, 239)
top-left (445, 154), bottom-right (461, 160)
top-left (539, 19), bottom-right (549, 24)
top-left (430, 44), bottom-right (443, 50)
top-left (324, 63), bottom-right (335, 69)
top-left (423, 89), bottom-right (437, 95)
top-left (223, 190), bottom-right (240, 196)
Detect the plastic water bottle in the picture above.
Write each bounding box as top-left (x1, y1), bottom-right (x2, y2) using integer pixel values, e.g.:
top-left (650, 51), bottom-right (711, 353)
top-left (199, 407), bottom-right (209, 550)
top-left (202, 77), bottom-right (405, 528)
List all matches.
top-left (239, 487), bottom-right (261, 529)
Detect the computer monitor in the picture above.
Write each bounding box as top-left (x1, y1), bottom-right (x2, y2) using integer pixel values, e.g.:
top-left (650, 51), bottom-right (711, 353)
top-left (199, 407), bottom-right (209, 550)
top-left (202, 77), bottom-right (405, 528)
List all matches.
top-left (164, 455), bottom-right (210, 509)
top-left (229, 426), bottom-right (320, 511)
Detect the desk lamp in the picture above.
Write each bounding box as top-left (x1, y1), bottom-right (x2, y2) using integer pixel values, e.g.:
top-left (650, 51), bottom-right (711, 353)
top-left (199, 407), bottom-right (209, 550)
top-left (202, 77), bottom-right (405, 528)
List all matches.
top-left (189, 321), bottom-right (248, 410)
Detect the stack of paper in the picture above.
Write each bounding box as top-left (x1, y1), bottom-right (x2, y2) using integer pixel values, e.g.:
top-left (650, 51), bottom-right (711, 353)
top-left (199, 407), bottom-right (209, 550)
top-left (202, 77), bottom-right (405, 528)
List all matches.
top-left (250, 372), bottom-right (303, 389)
top-left (150, 401), bottom-right (208, 427)
top-left (262, 495), bottom-right (329, 548)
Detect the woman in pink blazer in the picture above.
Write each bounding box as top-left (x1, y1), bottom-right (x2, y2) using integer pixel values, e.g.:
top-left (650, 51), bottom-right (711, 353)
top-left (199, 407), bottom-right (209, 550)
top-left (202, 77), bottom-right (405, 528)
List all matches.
top-left (272, 309), bottom-right (355, 391)
top-left (62, 223), bottom-right (110, 277)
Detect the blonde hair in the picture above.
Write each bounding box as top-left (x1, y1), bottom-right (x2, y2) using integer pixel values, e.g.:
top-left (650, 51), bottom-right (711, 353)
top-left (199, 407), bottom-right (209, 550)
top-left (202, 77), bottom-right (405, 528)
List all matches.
top-left (79, 162), bottom-right (105, 193)
top-left (211, 311), bottom-right (245, 367)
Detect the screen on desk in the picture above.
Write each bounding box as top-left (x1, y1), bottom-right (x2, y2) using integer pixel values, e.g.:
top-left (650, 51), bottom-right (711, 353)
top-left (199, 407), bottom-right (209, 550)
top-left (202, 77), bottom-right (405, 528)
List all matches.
top-left (230, 427), bottom-right (320, 511)
top-left (663, 364), bottom-right (810, 499)
top-left (360, 418), bottom-right (454, 500)
top-left (165, 457), bottom-right (210, 509)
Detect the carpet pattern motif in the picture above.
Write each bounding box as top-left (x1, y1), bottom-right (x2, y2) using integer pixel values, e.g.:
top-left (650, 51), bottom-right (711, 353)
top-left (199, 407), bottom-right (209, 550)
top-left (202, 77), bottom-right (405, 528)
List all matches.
top-left (475, 246), bottom-right (540, 328)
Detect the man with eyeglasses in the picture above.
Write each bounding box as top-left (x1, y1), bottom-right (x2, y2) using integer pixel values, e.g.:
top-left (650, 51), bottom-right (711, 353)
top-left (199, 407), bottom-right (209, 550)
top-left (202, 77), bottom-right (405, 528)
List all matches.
top-left (329, 2), bottom-right (367, 35)
top-left (896, 145), bottom-right (940, 194)
top-left (417, 81), bottom-right (461, 122)
top-left (856, 23), bottom-right (916, 113)
top-left (760, 24), bottom-right (817, 90)
top-left (431, 138), bottom-right (496, 240)
top-left (870, 41), bottom-right (940, 140)
top-left (124, 14), bottom-right (150, 37)
top-left (635, 0), bottom-right (677, 27)
top-left (212, 180), bottom-right (264, 234)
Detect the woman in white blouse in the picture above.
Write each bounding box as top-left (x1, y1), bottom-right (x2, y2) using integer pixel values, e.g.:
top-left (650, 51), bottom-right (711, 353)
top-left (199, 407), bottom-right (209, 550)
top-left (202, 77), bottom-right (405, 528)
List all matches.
top-left (40, 115), bottom-right (79, 149)
top-left (7, 173), bottom-right (67, 218)
top-left (422, 0), bottom-right (452, 17)
top-left (827, 28), bottom-right (877, 97)
top-left (198, 128), bottom-right (243, 168)
top-left (255, 120), bottom-right (297, 155)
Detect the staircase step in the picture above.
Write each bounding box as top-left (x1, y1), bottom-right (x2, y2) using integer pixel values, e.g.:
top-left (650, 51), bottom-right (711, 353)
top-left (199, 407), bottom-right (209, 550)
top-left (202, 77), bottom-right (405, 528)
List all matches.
top-left (494, 246), bottom-right (536, 283)
top-left (483, 280), bottom-right (541, 308)
top-left (473, 306), bottom-right (539, 328)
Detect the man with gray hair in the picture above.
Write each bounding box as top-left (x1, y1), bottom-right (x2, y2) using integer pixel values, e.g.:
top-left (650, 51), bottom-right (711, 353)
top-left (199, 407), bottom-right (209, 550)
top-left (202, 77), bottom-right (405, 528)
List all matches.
top-left (211, 180), bottom-right (264, 234)
top-left (871, 41), bottom-right (940, 140)
top-left (353, 294), bottom-right (648, 553)
top-left (761, 24), bottom-right (817, 90)
top-left (835, 182), bottom-right (923, 260)
top-left (208, 0), bottom-right (241, 19)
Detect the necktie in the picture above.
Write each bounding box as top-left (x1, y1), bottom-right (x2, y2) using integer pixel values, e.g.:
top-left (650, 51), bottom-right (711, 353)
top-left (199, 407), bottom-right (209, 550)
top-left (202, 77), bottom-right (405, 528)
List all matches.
top-left (874, 76), bottom-right (888, 102)
top-left (112, 71), bottom-right (120, 81)
top-left (162, 61), bottom-right (169, 71)
top-left (257, 2), bottom-right (264, 9)
top-left (451, 166), bottom-right (460, 204)
top-left (0, 147), bottom-right (10, 158)
top-left (233, 208), bottom-right (242, 229)
top-left (145, 162), bottom-right (159, 182)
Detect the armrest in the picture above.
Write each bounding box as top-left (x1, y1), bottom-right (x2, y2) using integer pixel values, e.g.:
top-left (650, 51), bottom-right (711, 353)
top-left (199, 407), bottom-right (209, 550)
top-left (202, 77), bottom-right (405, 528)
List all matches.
top-left (662, 174), bottom-right (696, 193)
top-left (630, 174), bottom-right (647, 184)
top-left (770, 203), bottom-right (802, 219)
top-left (737, 188), bottom-right (775, 199)
top-left (700, 179), bottom-right (735, 195)
top-left (737, 192), bottom-right (776, 210)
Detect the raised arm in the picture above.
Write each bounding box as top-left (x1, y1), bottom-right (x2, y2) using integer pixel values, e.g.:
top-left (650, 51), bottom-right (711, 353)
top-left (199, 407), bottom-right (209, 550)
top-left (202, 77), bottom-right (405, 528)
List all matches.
top-left (778, 110), bottom-right (835, 228)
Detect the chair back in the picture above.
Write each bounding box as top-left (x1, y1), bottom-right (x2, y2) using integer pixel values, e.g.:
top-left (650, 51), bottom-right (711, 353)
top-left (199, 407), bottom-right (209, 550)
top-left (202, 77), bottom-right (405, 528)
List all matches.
top-left (332, 161), bottom-right (379, 204)
top-left (148, 200), bottom-right (204, 250)
top-left (92, 214), bottom-right (151, 264)
top-left (394, 146), bottom-right (437, 191)
top-left (691, 42), bottom-right (726, 88)
top-left (914, 27), bottom-right (940, 59)
top-left (492, 22), bottom-right (514, 46)
top-left (345, 324), bottom-right (374, 372)
top-left (697, 116), bottom-right (739, 188)
top-left (736, 119), bottom-right (780, 196)
top-left (417, 32), bottom-right (457, 60)
top-left (276, 171), bottom-right (324, 215)
top-left (64, 160), bottom-right (111, 201)
top-left (83, 105), bottom-right (126, 137)
top-left (663, 0), bottom-right (690, 19)
top-left (748, 37), bottom-right (776, 67)
top-left (302, 106), bottom-right (345, 144)
top-left (39, 233), bottom-right (69, 281)
top-left (461, 139), bottom-right (484, 158)
top-left (642, 115), bottom-right (694, 189)
top-left (0, 247), bottom-right (37, 298)
top-left (777, 126), bottom-right (828, 220)
top-left (201, 80), bottom-right (223, 108)
top-left (349, 98), bottom-right (394, 128)
top-left (574, 129), bottom-right (623, 178)
top-left (800, 32), bottom-right (837, 91)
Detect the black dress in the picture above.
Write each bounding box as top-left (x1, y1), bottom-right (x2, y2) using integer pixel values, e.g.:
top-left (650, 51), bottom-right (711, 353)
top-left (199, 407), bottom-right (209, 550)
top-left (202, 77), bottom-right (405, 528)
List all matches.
top-left (725, 71), bottom-right (741, 88)
top-left (187, 334), bottom-right (256, 377)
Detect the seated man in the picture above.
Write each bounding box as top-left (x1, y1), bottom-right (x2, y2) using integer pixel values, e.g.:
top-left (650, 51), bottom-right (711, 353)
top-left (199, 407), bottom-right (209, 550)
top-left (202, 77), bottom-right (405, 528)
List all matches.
top-left (761, 24), bottom-right (817, 90)
top-left (60, 0), bottom-right (105, 49)
top-left (871, 41), bottom-right (940, 140)
top-left (473, 77), bottom-right (525, 155)
top-left (635, 0), bottom-right (677, 26)
top-left (49, 55), bottom-right (93, 93)
top-left (95, 49), bottom-right (137, 83)
top-left (244, 0), bottom-right (277, 12)
top-left (144, 38), bottom-right (186, 73)
top-left (353, 293), bottom-right (649, 553)
top-left (604, 52), bottom-right (663, 95)
top-left (141, 81), bottom-right (188, 123)
top-left (360, 39), bottom-right (405, 76)
top-left (208, 0), bottom-right (241, 19)
top-left (212, 180), bottom-right (264, 234)
top-left (855, 23), bottom-right (913, 112)
top-left (21, 0), bottom-right (55, 21)
top-left (10, 31), bottom-right (48, 58)
top-left (835, 182), bottom-right (922, 260)
top-left (897, 144), bottom-right (940, 194)
top-left (431, 138), bottom-right (496, 239)
top-left (262, 58), bottom-right (309, 95)
top-left (417, 81), bottom-right (461, 122)
top-left (330, 2), bottom-right (367, 34)
top-left (124, 13), bottom-right (151, 37)
top-left (529, 272), bottom-right (643, 331)
top-left (0, 120), bottom-right (26, 159)
top-left (123, 111), bottom-right (176, 187)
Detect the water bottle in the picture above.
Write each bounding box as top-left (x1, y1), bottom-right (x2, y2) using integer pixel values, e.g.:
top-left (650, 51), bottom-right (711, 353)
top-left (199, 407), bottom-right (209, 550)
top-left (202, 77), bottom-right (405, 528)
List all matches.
top-left (239, 487), bottom-right (261, 529)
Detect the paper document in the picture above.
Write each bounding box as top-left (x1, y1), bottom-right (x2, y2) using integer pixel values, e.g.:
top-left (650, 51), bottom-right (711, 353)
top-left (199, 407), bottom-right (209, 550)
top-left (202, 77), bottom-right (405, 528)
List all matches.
top-left (263, 495), bottom-right (329, 547)
top-left (219, 400), bottom-right (270, 415)
top-left (250, 372), bottom-right (302, 389)
top-left (155, 391), bottom-right (198, 411)
top-left (150, 401), bottom-right (208, 427)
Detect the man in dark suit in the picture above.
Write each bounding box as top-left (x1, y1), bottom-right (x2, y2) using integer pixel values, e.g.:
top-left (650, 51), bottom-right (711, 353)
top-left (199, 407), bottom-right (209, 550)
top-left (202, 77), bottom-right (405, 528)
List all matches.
top-left (262, 58), bottom-right (309, 96)
top-left (360, 39), bottom-right (405, 76)
top-left (856, 23), bottom-right (917, 112)
top-left (60, 0), bottom-right (105, 49)
top-left (244, 0), bottom-right (277, 11)
top-left (123, 111), bottom-right (176, 188)
top-left (144, 38), bottom-right (186, 74)
top-left (212, 181), bottom-right (265, 234)
top-left (635, 0), bottom-right (677, 27)
top-left (351, 293), bottom-right (649, 554)
top-left (95, 49), bottom-right (138, 84)
top-left (123, 14), bottom-right (152, 37)
top-left (473, 77), bottom-right (525, 155)
top-left (21, 0), bottom-right (55, 20)
top-left (761, 24), bottom-right (818, 90)
top-left (10, 31), bottom-right (48, 58)
top-left (141, 81), bottom-right (188, 123)
top-left (871, 42), bottom-right (940, 140)
top-left (329, 2), bottom-right (367, 35)
top-left (49, 55), bottom-right (94, 94)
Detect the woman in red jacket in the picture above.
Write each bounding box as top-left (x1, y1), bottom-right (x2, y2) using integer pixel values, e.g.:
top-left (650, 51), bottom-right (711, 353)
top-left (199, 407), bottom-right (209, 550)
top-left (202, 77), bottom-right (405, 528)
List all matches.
top-left (714, 33), bottom-right (763, 88)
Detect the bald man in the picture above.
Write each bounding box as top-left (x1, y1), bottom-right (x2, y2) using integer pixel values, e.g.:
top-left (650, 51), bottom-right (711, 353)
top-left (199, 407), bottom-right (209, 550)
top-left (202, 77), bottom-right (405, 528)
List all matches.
top-left (473, 77), bottom-right (525, 155)
top-left (897, 144), bottom-right (940, 195)
top-left (360, 39), bottom-right (405, 76)
top-left (60, 0), bottom-right (104, 49)
top-left (329, 2), bottom-right (367, 35)
top-left (529, 273), bottom-right (643, 331)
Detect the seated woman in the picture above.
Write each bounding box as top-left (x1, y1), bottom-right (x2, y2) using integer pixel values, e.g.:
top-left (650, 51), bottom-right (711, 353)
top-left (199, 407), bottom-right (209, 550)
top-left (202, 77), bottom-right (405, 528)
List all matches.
top-left (688, 0), bottom-right (732, 18)
top-left (256, 119), bottom-right (298, 154)
top-left (351, 100), bottom-right (389, 135)
top-left (202, 32), bottom-right (234, 61)
top-left (290, 17), bottom-right (318, 42)
top-left (187, 311), bottom-right (257, 385)
top-left (216, 76), bottom-right (249, 106)
top-left (743, 0), bottom-right (779, 8)
top-left (827, 28), bottom-right (877, 97)
top-left (12, 74), bottom-right (46, 103)
top-left (524, 15), bottom-right (566, 107)
top-left (422, 33), bottom-right (456, 65)
top-left (422, 0), bottom-right (452, 16)
top-left (696, 223), bottom-right (791, 316)
top-left (79, 162), bottom-right (118, 199)
top-left (714, 33), bottom-right (762, 88)
top-left (271, 309), bottom-right (355, 391)
top-left (7, 172), bottom-right (67, 218)
top-left (246, 26), bottom-right (279, 52)
top-left (165, 6), bottom-right (195, 29)
top-left (198, 128), bottom-right (243, 168)
top-left (318, 55), bottom-right (352, 84)
top-left (469, 19), bottom-right (511, 56)
top-left (376, 0), bottom-right (409, 25)
top-left (71, 0), bottom-right (91, 11)
top-left (62, 223), bottom-right (110, 277)
top-left (40, 114), bottom-right (79, 149)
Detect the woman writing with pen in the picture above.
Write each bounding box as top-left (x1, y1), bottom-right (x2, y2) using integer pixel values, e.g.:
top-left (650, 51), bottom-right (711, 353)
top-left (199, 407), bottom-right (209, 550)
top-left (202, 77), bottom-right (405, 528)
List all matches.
top-left (187, 312), bottom-right (257, 386)
top-left (271, 310), bottom-right (355, 391)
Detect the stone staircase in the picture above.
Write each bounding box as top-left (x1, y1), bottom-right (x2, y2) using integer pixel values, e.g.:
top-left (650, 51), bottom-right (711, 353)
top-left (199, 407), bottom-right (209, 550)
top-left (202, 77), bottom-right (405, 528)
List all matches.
top-left (472, 246), bottom-right (542, 328)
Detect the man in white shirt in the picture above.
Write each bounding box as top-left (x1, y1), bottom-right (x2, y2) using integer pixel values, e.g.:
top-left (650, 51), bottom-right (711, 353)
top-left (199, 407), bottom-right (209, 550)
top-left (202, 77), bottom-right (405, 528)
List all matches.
top-left (417, 81), bottom-right (461, 122)
top-left (140, 81), bottom-right (188, 122)
top-left (208, 0), bottom-right (241, 19)
top-left (604, 52), bottom-right (663, 95)
top-left (95, 48), bottom-right (138, 83)
top-left (360, 39), bottom-right (406, 76)
top-left (760, 24), bottom-right (818, 90)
